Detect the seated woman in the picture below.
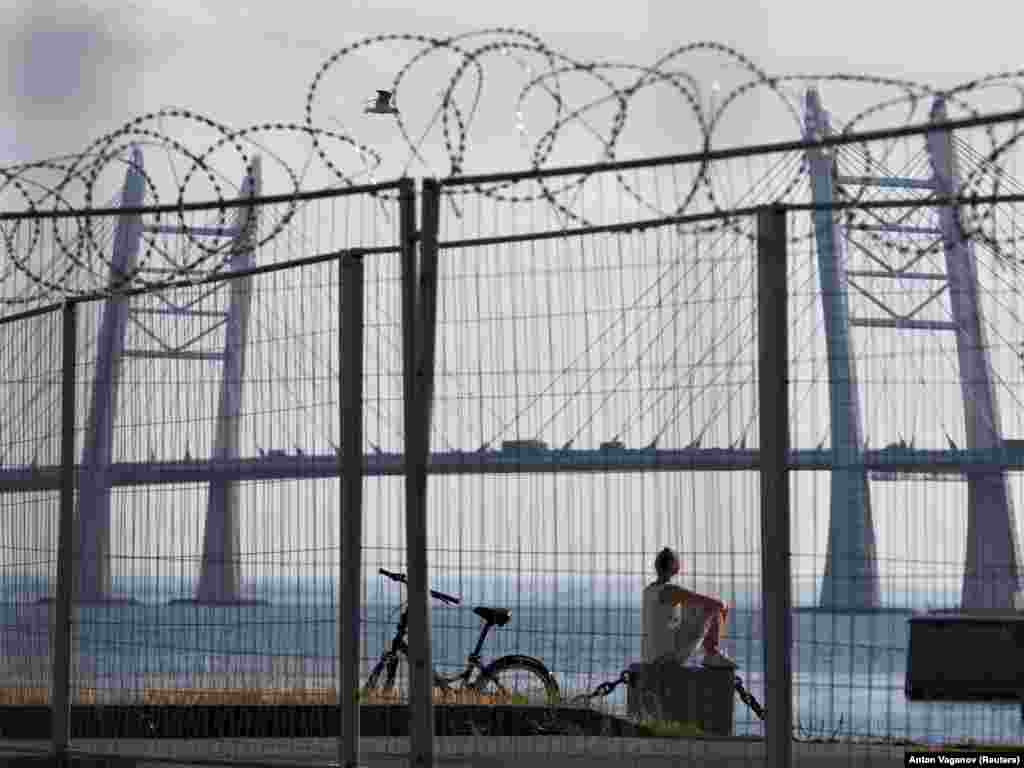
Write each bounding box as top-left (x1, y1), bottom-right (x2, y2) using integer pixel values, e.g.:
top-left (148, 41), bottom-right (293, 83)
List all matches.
top-left (641, 546), bottom-right (735, 669)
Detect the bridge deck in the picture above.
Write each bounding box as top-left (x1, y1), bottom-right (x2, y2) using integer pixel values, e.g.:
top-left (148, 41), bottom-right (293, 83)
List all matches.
top-left (0, 446), bottom-right (1018, 493)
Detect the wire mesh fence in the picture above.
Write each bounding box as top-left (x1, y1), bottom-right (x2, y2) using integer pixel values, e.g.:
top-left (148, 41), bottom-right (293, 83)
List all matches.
top-left (0, 180), bottom-right (408, 766)
top-left (0, 306), bottom-right (64, 719)
top-left (1, 102), bottom-right (1024, 768)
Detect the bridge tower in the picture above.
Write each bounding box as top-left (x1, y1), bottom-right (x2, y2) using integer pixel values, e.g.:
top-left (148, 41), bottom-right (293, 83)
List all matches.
top-left (926, 98), bottom-right (1021, 609)
top-left (194, 156), bottom-right (261, 604)
top-left (76, 146), bottom-right (146, 602)
top-left (805, 88), bottom-right (1022, 611)
top-left (76, 150), bottom-right (262, 604)
top-left (803, 88), bottom-right (881, 611)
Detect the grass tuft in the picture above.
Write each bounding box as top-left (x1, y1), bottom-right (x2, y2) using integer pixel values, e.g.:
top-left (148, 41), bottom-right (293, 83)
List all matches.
top-left (633, 718), bottom-right (705, 739)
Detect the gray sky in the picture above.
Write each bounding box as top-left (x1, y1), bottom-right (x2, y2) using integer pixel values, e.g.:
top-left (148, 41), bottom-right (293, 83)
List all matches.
top-left (5, 0), bottom-right (1024, 178)
top-left (3, 0), bottom-right (1024, 602)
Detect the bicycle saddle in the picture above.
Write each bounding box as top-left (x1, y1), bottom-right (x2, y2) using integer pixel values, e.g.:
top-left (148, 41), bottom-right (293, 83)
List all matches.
top-left (473, 606), bottom-right (511, 627)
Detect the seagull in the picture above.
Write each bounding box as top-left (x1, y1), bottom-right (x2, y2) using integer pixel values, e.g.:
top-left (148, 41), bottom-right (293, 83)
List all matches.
top-left (365, 90), bottom-right (398, 115)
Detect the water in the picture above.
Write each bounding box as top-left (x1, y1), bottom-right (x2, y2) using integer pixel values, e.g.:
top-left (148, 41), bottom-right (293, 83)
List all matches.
top-left (0, 575), bottom-right (1020, 745)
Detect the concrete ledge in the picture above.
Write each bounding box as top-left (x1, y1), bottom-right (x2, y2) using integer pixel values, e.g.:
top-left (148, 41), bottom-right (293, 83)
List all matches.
top-left (0, 738), bottom-right (912, 768)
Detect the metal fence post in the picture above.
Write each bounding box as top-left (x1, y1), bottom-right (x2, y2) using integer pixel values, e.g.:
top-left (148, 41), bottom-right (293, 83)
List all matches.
top-left (339, 252), bottom-right (366, 768)
top-left (400, 176), bottom-right (429, 767)
top-left (402, 176), bottom-right (440, 768)
top-left (758, 205), bottom-right (792, 768)
top-left (53, 301), bottom-right (77, 761)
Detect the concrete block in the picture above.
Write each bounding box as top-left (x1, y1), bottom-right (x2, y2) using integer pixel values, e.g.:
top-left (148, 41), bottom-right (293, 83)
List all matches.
top-left (626, 661), bottom-right (735, 736)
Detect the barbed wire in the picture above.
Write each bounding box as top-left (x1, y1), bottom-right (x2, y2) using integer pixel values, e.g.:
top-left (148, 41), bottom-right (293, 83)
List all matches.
top-left (2, 27), bottom-right (1024, 302)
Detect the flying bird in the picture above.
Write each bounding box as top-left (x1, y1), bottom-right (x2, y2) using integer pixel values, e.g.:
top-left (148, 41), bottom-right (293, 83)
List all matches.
top-left (365, 90), bottom-right (398, 115)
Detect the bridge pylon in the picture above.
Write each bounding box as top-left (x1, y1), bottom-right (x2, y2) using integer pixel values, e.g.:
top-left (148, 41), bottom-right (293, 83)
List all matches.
top-left (76, 150), bottom-right (262, 604)
top-left (803, 88), bottom-right (880, 611)
top-left (195, 157), bottom-right (261, 605)
top-left (926, 98), bottom-right (1022, 610)
top-left (76, 146), bottom-right (146, 602)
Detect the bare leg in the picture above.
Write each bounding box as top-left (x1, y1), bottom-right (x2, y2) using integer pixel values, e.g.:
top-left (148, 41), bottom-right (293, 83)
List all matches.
top-left (702, 609), bottom-right (724, 655)
top-left (701, 606), bottom-right (735, 667)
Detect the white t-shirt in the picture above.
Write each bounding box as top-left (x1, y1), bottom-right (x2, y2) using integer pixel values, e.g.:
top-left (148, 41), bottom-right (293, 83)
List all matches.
top-left (641, 582), bottom-right (709, 664)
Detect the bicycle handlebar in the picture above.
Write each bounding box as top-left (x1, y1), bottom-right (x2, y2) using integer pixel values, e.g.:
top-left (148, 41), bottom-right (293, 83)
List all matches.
top-left (378, 568), bottom-right (461, 605)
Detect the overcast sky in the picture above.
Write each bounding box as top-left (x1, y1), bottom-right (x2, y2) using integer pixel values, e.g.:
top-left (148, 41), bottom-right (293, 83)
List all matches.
top-left (4, 1), bottom-right (1024, 601)
top-left (5, 0), bottom-right (1024, 181)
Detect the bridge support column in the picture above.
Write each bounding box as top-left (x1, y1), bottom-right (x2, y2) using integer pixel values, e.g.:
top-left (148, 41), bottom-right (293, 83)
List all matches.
top-left (804, 89), bottom-right (881, 610)
top-left (76, 146), bottom-right (145, 602)
top-left (195, 158), bottom-right (262, 604)
top-left (927, 98), bottom-right (1022, 610)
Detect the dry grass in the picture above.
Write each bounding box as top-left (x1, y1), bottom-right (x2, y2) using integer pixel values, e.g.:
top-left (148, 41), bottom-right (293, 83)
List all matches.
top-left (0, 687), bottom-right (523, 707)
top-left (142, 688), bottom-right (329, 706)
top-left (143, 687), bottom-right (519, 706)
top-left (354, 687), bottom-right (520, 705)
top-left (0, 688), bottom-right (97, 705)
top-left (425, 688), bottom-right (516, 706)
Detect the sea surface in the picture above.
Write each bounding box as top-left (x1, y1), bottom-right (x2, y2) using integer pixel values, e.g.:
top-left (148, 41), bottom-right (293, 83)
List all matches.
top-left (0, 575), bottom-right (1020, 746)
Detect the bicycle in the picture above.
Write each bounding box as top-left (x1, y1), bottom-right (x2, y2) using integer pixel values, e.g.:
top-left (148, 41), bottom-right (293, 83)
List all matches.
top-left (363, 569), bottom-right (560, 707)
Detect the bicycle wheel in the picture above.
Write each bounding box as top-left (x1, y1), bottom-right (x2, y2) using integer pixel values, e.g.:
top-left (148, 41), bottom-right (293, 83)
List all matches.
top-left (472, 654), bottom-right (560, 706)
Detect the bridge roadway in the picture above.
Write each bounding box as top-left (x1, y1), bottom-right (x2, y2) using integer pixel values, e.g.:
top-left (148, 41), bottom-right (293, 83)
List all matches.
top-left (0, 444), bottom-right (1020, 493)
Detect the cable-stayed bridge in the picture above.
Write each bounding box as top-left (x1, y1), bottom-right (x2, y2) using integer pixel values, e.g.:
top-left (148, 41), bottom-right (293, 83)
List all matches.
top-left (2, 86), bottom-right (1023, 615)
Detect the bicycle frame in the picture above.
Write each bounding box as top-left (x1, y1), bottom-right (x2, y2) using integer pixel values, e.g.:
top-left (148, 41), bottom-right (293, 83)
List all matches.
top-left (374, 604), bottom-right (499, 690)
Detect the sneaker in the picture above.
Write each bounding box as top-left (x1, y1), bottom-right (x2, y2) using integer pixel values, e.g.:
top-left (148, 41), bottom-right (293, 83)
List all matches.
top-left (702, 651), bottom-right (737, 669)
